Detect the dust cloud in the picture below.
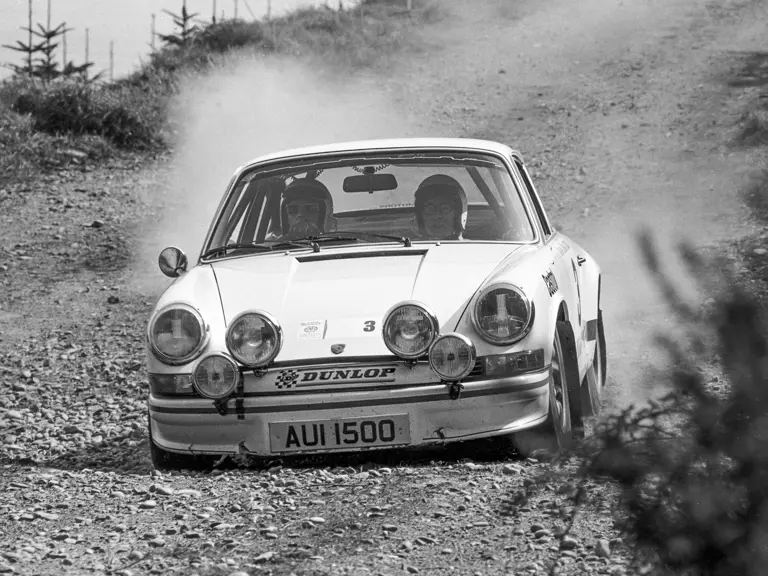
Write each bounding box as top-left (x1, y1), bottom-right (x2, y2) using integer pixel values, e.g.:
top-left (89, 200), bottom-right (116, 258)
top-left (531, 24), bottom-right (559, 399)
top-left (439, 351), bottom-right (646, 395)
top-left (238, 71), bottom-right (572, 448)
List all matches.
top-left (131, 0), bottom-right (744, 413)
top-left (133, 54), bottom-right (412, 293)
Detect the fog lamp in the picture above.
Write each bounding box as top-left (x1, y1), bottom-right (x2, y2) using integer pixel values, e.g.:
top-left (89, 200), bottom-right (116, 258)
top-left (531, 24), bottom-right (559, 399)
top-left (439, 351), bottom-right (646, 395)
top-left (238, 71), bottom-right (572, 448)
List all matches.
top-left (428, 333), bottom-right (476, 381)
top-left (383, 302), bottom-right (439, 359)
top-left (193, 354), bottom-right (239, 399)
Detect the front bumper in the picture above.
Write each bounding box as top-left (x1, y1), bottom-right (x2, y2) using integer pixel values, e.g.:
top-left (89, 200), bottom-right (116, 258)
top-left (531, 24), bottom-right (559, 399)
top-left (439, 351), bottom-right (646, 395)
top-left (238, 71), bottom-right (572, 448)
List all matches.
top-left (148, 368), bottom-right (550, 456)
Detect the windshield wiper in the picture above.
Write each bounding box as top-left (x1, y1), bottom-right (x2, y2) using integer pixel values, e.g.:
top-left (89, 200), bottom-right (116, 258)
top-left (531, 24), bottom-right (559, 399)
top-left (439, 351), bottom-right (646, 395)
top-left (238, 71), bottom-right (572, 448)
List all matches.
top-left (204, 232), bottom-right (411, 259)
top-left (202, 243), bottom-right (273, 259)
top-left (307, 231), bottom-right (412, 247)
top-left (202, 239), bottom-right (314, 259)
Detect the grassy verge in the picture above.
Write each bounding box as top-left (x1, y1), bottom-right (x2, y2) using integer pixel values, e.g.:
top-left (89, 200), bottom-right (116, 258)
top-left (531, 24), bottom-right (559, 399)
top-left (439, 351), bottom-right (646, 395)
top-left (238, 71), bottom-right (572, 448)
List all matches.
top-left (0, 0), bottom-right (438, 182)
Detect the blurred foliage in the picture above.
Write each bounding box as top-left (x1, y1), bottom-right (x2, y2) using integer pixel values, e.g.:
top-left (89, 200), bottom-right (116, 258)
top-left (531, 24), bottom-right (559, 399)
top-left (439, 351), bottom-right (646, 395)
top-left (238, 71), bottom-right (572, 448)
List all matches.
top-left (568, 231), bottom-right (768, 576)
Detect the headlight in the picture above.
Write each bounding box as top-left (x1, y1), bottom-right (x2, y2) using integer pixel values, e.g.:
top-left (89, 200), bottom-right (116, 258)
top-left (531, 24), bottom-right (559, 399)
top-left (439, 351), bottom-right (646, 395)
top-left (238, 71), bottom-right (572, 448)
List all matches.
top-left (472, 284), bottom-right (533, 345)
top-left (226, 311), bottom-right (282, 367)
top-left (148, 304), bottom-right (208, 365)
top-left (429, 333), bottom-right (476, 381)
top-left (382, 302), bottom-right (439, 359)
top-left (193, 354), bottom-right (239, 399)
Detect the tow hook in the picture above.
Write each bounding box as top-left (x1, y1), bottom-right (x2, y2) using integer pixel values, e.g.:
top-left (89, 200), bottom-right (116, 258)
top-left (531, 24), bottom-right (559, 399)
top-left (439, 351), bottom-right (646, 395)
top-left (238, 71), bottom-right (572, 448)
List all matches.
top-left (448, 381), bottom-right (464, 400)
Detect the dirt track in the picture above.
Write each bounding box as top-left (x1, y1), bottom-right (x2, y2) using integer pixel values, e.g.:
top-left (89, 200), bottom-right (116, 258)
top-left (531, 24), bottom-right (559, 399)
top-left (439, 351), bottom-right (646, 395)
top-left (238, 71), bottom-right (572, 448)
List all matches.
top-left (2, 0), bottom-right (768, 574)
top-left (385, 0), bottom-right (765, 408)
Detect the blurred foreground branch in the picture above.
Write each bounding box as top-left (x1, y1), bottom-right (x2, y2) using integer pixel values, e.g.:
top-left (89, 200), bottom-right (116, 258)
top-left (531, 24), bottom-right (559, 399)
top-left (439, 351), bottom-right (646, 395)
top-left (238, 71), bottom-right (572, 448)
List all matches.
top-left (573, 229), bottom-right (768, 576)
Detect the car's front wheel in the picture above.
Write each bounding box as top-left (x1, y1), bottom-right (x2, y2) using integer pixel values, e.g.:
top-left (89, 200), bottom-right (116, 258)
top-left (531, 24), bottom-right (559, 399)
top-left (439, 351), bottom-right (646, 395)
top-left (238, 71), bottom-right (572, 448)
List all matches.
top-left (148, 413), bottom-right (215, 471)
top-left (514, 320), bottom-right (583, 458)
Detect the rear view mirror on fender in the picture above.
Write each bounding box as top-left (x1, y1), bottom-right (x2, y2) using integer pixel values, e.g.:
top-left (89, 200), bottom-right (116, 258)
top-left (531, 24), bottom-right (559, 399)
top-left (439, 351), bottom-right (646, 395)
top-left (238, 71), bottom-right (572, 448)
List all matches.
top-left (158, 246), bottom-right (188, 278)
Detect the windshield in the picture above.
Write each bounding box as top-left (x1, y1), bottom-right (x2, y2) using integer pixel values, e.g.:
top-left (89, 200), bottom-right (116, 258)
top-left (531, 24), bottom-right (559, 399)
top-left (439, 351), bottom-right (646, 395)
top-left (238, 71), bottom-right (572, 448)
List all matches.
top-left (202, 150), bottom-right (536, 260)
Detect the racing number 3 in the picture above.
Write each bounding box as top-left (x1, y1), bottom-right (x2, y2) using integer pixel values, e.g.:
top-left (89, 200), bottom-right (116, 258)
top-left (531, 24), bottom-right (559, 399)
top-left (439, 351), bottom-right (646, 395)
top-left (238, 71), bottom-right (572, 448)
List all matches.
top-left (363, 320), bottom-right (376, 332)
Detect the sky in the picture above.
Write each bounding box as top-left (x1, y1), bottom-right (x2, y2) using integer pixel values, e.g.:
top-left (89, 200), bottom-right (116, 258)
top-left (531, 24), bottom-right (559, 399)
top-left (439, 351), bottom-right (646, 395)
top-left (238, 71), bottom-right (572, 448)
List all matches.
top-left (0, 0), bottom-right (353, 80)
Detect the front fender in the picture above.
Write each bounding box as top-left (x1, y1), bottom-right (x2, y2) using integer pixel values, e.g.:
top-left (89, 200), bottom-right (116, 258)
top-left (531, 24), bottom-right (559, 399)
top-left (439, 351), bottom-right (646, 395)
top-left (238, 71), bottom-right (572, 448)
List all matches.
top-left (454, 257), bottom-right (566, 365)
top-left (578, 250), bottom-right (601, 320)
top-left (146, 263), bottom-right (227, 374)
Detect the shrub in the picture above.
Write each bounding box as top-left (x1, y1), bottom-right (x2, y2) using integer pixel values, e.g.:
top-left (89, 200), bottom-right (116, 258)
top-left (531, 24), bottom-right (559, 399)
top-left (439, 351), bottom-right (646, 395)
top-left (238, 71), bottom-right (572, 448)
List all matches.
top-left (0, 104), bottom-right (112, 177)
top-left (5, 77), bottom-right (163, 150)
top-left (572, 231), bottom-right (768, 576)
top-left (192, 19), bottom-right (269, 53)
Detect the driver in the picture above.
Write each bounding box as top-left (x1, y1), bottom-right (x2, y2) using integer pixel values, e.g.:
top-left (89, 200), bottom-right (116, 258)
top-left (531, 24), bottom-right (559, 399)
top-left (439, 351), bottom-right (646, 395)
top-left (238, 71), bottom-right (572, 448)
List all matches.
top-left (279, 178), bottom-right (335, 240)
top-left (413, 174), bottom-right (468, 240)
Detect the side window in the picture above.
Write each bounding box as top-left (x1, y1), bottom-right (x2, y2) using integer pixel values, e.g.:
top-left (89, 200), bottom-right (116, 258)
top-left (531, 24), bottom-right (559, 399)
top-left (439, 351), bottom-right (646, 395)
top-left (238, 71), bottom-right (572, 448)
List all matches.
top-left (515, 160), bottom-right (552, 237)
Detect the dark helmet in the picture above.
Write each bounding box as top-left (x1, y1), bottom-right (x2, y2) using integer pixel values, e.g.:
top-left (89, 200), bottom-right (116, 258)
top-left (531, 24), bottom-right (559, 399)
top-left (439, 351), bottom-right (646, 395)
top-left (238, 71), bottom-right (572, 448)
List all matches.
top-left (280, 178), bottom-right (335, 235)
top-left (414, 174), bottom-right (468, 239)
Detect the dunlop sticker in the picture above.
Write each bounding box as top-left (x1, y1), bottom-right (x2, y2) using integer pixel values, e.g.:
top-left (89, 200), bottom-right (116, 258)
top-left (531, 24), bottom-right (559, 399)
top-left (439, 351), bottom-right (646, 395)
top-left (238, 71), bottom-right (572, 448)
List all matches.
top-left (275, 365), bottom-right (398, 389)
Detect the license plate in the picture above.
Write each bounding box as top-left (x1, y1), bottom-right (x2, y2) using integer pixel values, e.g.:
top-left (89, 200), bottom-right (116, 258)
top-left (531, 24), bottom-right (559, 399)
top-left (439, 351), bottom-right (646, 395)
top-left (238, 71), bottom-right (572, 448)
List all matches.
top-left (269, 414), bottom-right (410, 453)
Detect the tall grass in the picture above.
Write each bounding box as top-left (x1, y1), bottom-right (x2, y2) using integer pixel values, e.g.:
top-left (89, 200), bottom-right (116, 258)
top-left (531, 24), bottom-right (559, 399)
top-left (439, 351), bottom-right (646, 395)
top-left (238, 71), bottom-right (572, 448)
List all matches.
top-left (4, 77), bottom-right (164, 149)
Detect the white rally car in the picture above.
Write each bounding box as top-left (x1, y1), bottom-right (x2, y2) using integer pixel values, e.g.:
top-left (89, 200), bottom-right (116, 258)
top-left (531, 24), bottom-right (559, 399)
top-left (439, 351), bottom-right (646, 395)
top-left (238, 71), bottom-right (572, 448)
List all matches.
top-left (146, 138), bottom-right (606, 469)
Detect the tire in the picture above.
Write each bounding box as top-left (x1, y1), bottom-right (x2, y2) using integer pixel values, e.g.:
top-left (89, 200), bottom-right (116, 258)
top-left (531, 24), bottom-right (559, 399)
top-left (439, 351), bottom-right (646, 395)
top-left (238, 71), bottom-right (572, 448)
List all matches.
top-left (148, 413), bottom-right (215, 472)
top-left (514, 320), bottom-right (583, 458)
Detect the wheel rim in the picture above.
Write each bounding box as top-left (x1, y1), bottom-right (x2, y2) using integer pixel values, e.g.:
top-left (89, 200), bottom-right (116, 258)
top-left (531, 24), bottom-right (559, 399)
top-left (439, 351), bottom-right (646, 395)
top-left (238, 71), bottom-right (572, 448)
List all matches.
top-left (551, 335), bottom-right (567, 429)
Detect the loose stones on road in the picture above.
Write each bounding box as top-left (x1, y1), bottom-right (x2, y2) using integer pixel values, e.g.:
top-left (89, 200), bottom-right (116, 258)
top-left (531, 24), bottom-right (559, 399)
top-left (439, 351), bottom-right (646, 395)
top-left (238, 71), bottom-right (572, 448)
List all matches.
top-left (596, 539), bottom-right (612, 558)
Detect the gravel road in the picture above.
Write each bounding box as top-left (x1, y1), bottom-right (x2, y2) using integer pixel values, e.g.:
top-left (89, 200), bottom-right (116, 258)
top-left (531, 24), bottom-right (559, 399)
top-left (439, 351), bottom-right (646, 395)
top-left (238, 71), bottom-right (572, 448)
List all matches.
top-left (2, 0), bottom-right (768, 574)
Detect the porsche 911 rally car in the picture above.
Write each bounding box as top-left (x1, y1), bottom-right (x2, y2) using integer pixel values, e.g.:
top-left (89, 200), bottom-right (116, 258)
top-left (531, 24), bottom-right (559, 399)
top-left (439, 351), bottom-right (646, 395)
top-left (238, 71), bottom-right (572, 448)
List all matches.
top-left (146, 138), bottom-right (606, 469)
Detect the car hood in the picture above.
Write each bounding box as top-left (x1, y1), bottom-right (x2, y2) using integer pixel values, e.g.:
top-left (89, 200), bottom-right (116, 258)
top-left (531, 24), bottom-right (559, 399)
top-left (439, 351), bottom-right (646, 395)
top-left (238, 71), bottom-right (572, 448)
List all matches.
top-left (210, 244), bottom-right (536, 361)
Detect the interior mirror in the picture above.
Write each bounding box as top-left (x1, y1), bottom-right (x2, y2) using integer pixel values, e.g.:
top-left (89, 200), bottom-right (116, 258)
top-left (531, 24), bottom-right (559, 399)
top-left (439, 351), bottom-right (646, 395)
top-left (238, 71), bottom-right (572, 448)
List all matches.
top-left (343, 173), bottom-right (398, 193)
top-left (158, 246), bottom-right (188, 278)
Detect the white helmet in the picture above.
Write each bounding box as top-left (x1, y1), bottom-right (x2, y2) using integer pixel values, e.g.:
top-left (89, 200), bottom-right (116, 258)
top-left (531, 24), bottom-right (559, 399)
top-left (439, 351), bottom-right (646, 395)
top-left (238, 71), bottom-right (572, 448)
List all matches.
top-left (414, 174), bottom-right (468, 240)
top-left (280, 178), bottom-right (335, 236)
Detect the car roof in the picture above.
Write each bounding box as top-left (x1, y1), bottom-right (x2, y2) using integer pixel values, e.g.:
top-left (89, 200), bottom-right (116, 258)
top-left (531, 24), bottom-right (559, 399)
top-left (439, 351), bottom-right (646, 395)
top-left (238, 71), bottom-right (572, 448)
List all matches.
top-left (238, 138), bottom-right (523, 172)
